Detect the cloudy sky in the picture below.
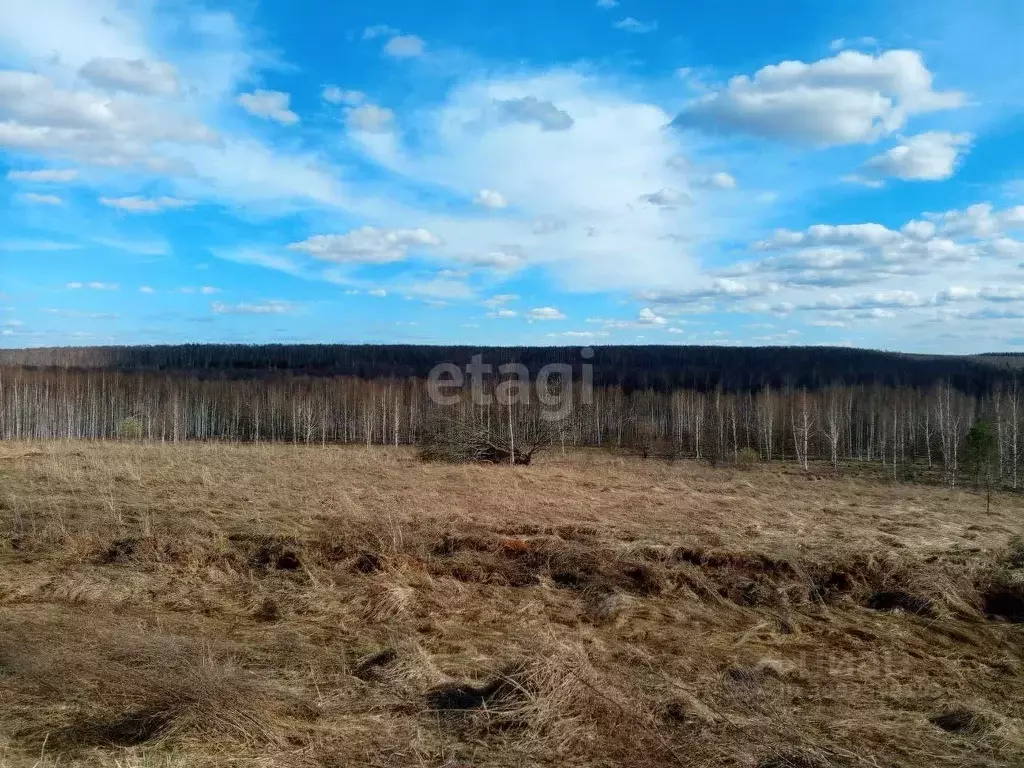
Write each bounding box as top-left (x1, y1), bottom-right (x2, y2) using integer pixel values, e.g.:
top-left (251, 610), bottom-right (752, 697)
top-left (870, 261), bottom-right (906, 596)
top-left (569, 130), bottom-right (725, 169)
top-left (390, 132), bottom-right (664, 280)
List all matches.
top-left (1, 0), bottom-right (1022, 351)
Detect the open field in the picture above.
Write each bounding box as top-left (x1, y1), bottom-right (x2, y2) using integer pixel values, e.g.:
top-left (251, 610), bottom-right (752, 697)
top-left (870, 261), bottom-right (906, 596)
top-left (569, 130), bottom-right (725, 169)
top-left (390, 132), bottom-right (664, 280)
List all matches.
top-left (0, 442), bottom-right (1022, 767)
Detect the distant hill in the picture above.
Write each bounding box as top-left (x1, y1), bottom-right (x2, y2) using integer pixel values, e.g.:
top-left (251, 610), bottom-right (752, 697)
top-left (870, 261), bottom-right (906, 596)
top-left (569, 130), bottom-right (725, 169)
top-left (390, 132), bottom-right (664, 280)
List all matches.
top-left (1, 343), bottom-right (1019, 395)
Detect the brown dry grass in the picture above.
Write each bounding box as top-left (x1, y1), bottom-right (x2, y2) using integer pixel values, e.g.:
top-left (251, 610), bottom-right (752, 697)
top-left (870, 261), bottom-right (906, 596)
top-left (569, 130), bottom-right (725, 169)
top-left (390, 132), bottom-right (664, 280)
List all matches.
top-left (0, 441), bottom-right (1022, 767)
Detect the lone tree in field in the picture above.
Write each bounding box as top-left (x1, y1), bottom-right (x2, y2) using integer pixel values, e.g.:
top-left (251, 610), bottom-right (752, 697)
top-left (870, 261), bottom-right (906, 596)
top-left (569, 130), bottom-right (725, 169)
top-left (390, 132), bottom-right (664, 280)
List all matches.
top-left (966, 420), bottom-right (998, 512)
top-left (420, 412), bottom-right (552, 465)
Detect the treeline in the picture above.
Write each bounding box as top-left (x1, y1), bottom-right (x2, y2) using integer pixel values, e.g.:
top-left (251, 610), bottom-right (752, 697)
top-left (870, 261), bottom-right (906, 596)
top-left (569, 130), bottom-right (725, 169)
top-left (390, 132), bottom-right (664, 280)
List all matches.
top-left (0, 344), bottom-right (1020, 394)
top-left (0, 366), bottom-right (1020, 489)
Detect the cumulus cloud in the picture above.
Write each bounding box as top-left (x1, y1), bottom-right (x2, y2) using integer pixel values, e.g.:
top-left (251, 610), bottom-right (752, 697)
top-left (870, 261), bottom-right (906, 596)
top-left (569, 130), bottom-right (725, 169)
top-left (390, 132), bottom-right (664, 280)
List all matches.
top-left (288, 227), bottom-right (442, 263)
top-left (673, 50), bottom-right (964, 145)
top-left (641, 278), bottom-right (770, 304)
top-left (384, 35), bottom-right (425, 58)
top-left (346, 103), bottom-right (395, 133)
top-left (495, 96), bottom-right (575, 131)
top-left (864, 131), bottom-right (972, 180)
top-left (6, 168), bottom-right (78, 182)
top-left (526, 307), bottom-right (566, 320)
top-left (709, 202), bottom-right (1024, 335)
top-left (901, 220), bottom-right (937, 240)
top-left (322, 86), bottom-right (364, 105)
top-left (474, 189), bottom-right (508, 208)
top-left (927, 203), bottom-right (1024, 238)
top-left (755, 223), bottom-right (906, 251)
top-left (636, 308), bottom-right (668, 325)
top-left (237, 90), bottom-right (299, 125)
top-left (99, 196), bottom-right (192, 212)
top-left (79, 57), bottom-right (179, 96)
top-left (0, 70), bottom-right (218, 166)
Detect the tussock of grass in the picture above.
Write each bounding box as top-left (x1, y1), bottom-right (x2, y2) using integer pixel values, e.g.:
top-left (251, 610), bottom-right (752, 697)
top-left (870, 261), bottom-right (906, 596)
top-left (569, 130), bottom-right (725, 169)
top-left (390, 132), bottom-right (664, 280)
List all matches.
top-left (0, 442), bottom-right (1021, 766)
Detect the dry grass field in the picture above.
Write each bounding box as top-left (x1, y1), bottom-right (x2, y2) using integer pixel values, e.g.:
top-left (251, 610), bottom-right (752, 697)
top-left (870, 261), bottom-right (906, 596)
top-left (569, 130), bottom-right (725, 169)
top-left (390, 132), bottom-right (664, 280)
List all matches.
top-left (0, 442), bottom-right (1022, 767)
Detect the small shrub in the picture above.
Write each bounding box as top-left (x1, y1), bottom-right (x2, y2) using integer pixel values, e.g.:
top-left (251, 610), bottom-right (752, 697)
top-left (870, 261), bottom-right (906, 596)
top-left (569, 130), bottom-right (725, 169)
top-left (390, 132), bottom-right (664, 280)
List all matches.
top-left (734, 447), bottom-right (760, 469)
top-left (118, 416), bottom-right (143, 440)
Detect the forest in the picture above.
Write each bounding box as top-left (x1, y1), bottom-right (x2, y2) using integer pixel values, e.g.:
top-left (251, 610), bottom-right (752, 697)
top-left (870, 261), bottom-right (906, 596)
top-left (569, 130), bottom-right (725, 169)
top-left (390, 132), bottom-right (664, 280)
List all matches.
top-left (1, 343), bottom-right (1021, 392)
top-left (0, 343), bottom-right (1021, 489)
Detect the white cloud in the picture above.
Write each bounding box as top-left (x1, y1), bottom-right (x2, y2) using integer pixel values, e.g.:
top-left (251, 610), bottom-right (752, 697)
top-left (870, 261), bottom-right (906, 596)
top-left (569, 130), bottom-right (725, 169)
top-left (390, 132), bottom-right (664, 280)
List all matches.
top-left (0, 70), bottom-right (218, 166)
top-left (345, 70), bottom-right (705, 292)
top-left (474, 189), bottom-right (508, 209)
top-left (756, 223), bottom-right (902, 250)
top-left (79, 57), bottom-right (179, 96)
top-left (288, 227), bottom-right (442, 264)
top-left (864, 131), bottom-right (972, 181)
top-left (323, 86), bottom-right (364, 105)
top-left (526, 306), bottom-right (566, 320)
top-left (483, 293), bottom-right (518, 307)
top-left (368, 288), bottom-right (387, 297)
top-left (20, 192), bottom-right (62, 205)
top-left (901, 219), bottom-right (937, 240)
top-left (550, 330), bottom-right (610, 339)
top-left (487, 308), bottom-right (518, 318)
top-left (0, 6), bottom-right (354, 214)
top-left (211, 300), bottom-right (293, 314)
top-left (614, 17), bottom-right (658, 33)
top-left (675, 50), bottom-right (964, 145)
top-left (67, 281), bottom-right (118, 290)
top-left (636, 307), bottom-right (668, 325)
top-left (460, 250), bottom-right (526, 270)
top-left (139, 286), bottom-right (155, 293)
top-left (495, 96), bottom-right (575, 131)
top-left (693, 171), bottom-right (737, 189)
top-left (237, 90), bottom-right (299, 125)
top-left (641, 278), bottom-right (773, 304)
top-left (346, 103), bottom-right (395, 133)
top-left (596, 0), bottom-right (618, 7)
top-left (99, 196), bottom-right (192, 213)
top-left (641, 188), bottom-right (691, 208)
top-left (7, 168), bottom-right (78, 182)
top-left (384, 35), bottom-right (425, 58)
top-left (928, 203), bottom-right (1024, 238)
top-left (712, 201), bottom-right (1024, 337)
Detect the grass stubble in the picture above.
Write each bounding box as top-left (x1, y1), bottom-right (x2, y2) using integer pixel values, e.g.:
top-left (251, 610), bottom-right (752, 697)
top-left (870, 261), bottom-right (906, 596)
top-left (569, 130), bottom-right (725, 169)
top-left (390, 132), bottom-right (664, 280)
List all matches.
top-left (0, 441), bottom-right (1021, 767)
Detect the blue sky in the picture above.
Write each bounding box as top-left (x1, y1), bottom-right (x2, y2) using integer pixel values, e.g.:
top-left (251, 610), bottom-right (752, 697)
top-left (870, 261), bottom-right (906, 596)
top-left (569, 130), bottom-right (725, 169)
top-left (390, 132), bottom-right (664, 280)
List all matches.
top-left (1, 0), bottom-right (1023, 351)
